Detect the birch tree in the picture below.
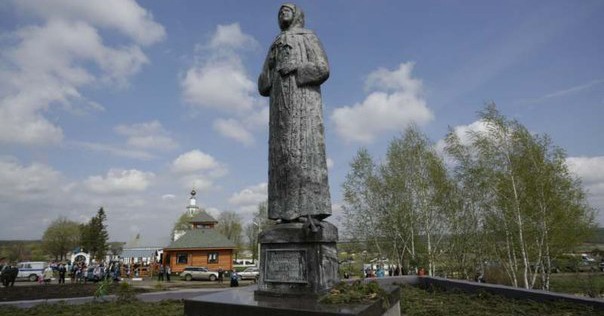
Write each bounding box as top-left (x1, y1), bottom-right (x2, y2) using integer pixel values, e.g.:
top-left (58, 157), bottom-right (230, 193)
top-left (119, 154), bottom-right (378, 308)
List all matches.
top-left (446, 103), bottom-right (595, 289)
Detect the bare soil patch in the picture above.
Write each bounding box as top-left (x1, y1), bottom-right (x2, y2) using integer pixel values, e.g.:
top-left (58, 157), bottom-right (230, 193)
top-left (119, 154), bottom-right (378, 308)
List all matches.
top-left (0, 283), bottom-right (148, 302)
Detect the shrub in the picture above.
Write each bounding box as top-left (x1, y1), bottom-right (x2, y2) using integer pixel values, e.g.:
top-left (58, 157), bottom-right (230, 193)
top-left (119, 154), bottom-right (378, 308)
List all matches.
top-left (116, 281), bottom-right (137, 303)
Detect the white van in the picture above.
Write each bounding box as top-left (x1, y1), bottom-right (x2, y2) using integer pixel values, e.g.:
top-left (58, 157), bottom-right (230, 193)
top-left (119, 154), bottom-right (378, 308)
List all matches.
top-left (16, 261), bottom-right (48, 282)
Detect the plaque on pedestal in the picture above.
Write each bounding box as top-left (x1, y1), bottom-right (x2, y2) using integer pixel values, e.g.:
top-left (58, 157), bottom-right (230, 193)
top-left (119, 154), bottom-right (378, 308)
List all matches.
top-left (255, 221), bottom-right (338, 297)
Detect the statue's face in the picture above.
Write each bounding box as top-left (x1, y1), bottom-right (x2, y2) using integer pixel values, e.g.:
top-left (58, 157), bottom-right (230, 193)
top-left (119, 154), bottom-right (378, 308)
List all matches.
top-left (279, 6), bottom-right (294, 25)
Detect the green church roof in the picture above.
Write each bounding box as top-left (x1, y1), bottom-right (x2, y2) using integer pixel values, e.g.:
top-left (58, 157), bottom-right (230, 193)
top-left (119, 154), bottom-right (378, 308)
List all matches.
top-left (165, 228), bottom-right (235, 250)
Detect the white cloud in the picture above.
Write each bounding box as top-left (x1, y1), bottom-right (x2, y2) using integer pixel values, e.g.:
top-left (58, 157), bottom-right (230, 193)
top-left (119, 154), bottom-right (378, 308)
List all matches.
top-left (228, 183), bottom-right (267, 215)
top-left (213, 118), bottom-right (255, 146)
top-left (566, 156), bottom-right (604, 222)
top-left (331, 62), bottom-right (434, 143)
top-left (326, 158), bottom-right (334, 169)
top-left (567, 156), bottom-right (604, 186)
top-left (171, 150), bottom-right (222, 174)
top-left (205, 207), bottom-right (221, 219)
top-left (14, 0), bottom-right (166, 46)
top-left (212, 106), bottom-right (269, 145)
top-left (209, 23), bottom-right (257, 50)
top-left (115, 120), bottom-right (178, 150)
top-left (0, 157), bottom-right (62, 199)
top-left (84, 169), bottom-right (155, 194)
top-left (180, 23), bottom-right (267, 145)
top-left (435, 120), bottom-right (490, 155)
top-left (173, 175), bottom-right (217, 194)
top-left (181, 58), bottom-right (256, 112)
top-left (0, 1), bottom-right (164, 145)
top-left (567, 156), bottom-right (604, 200)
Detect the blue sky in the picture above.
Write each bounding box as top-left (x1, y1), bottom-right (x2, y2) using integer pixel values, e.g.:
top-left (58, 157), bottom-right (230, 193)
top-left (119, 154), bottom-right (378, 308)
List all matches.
top-left (1, 0), bottom-right (602, 246)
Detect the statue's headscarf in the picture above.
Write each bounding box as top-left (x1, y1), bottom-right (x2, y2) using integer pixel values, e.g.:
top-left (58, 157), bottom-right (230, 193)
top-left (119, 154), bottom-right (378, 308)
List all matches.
top-left (279, 3), bottom-right (305, 31)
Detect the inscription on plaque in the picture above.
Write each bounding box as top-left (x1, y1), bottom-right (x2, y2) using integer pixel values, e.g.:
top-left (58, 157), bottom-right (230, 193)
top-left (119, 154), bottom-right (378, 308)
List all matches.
top-left (265, 249), bottom-right (307, 283)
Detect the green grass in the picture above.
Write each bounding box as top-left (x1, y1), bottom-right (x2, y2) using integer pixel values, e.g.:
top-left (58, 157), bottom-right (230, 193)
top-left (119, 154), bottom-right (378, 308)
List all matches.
top-left (1, 285), bottom-right (601, 316)
top-left (0, 300), bottom-right (183, 316)
top-left (549, 273), bottom-right (604, 298)
top-left (401, 285), bottom-right (604, 316)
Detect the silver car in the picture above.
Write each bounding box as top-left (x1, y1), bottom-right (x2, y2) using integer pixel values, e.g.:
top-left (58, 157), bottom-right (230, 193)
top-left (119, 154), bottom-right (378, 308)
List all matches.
top-left (179, 267), bottom-right (218, 281)
top-left (237, 267), bottom-right (260, 281)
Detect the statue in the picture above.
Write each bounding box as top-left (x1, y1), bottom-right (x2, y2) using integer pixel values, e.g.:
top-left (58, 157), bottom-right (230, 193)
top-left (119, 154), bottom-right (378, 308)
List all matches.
top-left (258, 3), bottom-right (331, 227)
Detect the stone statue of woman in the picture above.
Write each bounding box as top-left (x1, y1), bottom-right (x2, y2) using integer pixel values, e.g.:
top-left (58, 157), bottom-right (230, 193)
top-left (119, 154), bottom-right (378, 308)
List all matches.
top-left (258, 3), bottom-right (331, 225)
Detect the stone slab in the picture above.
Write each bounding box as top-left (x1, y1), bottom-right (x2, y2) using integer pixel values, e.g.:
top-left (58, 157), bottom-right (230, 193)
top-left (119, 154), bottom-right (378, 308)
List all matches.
top-left (259, 221), bottom-right (338, 243)
top-left (256, 221), bottom-right (339, 296)
top-left (184, 284), bottom-right (401, 316)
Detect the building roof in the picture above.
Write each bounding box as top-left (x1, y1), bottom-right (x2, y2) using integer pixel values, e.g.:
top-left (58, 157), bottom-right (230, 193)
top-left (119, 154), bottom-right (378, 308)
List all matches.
top-left (120, 247), bottom-right (161, 259)
top-left (164, 228), bottom-right (236, 250)
top-left (189, 211), bottom-right (217, 224)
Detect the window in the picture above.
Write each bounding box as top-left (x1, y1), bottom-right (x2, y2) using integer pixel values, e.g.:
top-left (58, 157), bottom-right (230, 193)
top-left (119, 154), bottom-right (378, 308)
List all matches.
top-left (208, 252), bottom-right (219, 264)
top-left (177, 253), bottom-right (188, 264)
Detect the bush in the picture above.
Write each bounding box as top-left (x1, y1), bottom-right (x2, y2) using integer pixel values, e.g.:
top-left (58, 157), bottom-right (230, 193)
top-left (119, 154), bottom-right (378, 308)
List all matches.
top-left (116, 281), bottom-right (137, 303)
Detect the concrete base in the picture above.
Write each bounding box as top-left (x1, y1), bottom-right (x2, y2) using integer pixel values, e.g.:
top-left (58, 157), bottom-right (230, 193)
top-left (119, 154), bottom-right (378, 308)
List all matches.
top-left (185, 284), bottom-right (401, 316)
top-left (256, 221), bottom-right (339, 297)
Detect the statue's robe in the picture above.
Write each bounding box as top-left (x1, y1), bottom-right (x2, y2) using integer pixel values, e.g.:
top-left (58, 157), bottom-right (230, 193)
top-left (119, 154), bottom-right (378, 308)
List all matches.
top-left (258, 27), bottom-right (331, 221)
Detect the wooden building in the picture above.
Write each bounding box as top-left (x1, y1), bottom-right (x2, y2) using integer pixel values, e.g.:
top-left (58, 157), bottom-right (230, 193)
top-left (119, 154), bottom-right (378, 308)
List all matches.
top-left (162, 190), bottom-right (235, 273)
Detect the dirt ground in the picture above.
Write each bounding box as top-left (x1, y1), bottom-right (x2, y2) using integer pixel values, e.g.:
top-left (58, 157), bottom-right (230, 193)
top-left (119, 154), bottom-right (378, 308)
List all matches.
top-left (0, 282), bottom-right (147, 302)
top-left (0, 279), bottom-right (254, 302)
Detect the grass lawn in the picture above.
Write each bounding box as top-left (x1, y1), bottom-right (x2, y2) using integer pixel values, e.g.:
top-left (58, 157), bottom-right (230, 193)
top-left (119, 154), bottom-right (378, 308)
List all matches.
top-left (401, 285), bottom-right (604, 316)
top-left (1, 284), bottom-right (602, 316)
top-left (549, 272), bottom-right (604, 298)
top-left (0, 300), bottom-right (183, 316)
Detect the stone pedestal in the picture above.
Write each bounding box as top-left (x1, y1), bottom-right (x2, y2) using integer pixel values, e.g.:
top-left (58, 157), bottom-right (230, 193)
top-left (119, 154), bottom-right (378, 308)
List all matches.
top-left (255, 221), bottom-right (338, 297)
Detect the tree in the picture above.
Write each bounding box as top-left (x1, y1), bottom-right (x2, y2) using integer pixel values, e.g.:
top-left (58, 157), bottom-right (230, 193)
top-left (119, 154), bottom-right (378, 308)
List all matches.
top-left (171, 210), bottom-right (200, 241)
top-left (444, 128), bottom-right (491, 280)
top-left (217, 211), bottom-right (244, 257)
top-left (341, 148), bottom-right (387, 260)
top-left (42, 217), bottom-right (80, 261)
top-left (380, 126), bottom-right (453, 276)
top-left (244, 201), bottom-right (274, 263)
top-left (342, 127), bottom-right (453, 276)
top-left (445, 103), bottom-right (596, 289)
top-left (80, 207), bottom-right (109, 261)
top-left (217, 211), bottom-right (243, 243)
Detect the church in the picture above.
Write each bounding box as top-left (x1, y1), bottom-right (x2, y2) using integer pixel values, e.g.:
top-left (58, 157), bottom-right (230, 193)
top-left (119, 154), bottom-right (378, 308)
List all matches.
top-left (162, 190), bottom-right (235, 273)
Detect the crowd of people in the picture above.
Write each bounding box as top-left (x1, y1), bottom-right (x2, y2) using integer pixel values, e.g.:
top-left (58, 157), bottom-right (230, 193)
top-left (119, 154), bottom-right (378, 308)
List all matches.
top-left (362, 265), bottom-right (404, 278)
top-left (30, 260), bottom-right (144, 284)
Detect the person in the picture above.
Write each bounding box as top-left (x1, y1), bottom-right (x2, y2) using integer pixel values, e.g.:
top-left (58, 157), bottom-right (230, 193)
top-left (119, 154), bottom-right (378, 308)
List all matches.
top-left (93, 264), bottom-right (102, 282)
top-left (57, 263), bottom-right (66, 284)
top-left (230, 269), bottom-right (239, 287)
top-left (217, 268), bottom-right (224, 284)
top-left (1, 264), bottom-right (18, 287)
top-left (394, 265), bottom-right (400, 276)
top-left (158, 264), bottom-right (164, 281)
top-left (375, 266), bottom-right (385, 278)
top-left (258, 3), bottom-right (331, 226)
top-left (43, 265), bottom-right (53, 284)
top-left (165, 265), bottom-right (171, 282)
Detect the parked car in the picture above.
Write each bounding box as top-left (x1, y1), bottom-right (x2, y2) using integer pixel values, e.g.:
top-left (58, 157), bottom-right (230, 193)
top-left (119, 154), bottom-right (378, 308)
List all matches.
top-left (16, 261), bottom-right (47, 282)
top-left (237, 267), bottom-right (260, 281)
top-left (180, 267), bottom-right (218, 281)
